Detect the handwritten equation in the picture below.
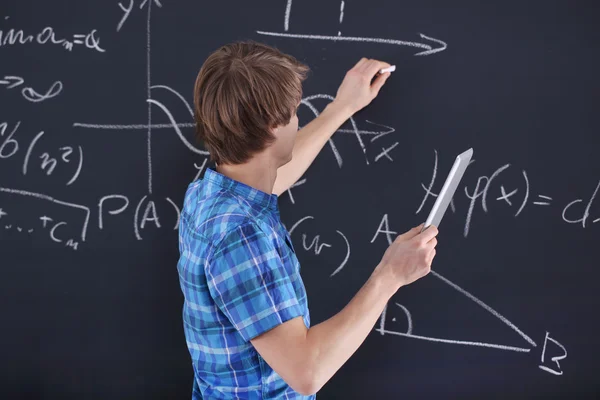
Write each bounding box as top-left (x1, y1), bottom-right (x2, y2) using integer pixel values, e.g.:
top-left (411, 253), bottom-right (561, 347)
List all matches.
top-left (417, 150), bottom-right (600, 236)
top-left (0, 16), bottom-right (104, 52)
top-left (1, 121), bottom-right (83, 186)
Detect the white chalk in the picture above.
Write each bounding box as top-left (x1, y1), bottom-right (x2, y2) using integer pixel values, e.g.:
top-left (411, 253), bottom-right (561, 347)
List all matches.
top-left (379, 65), bottom-right (396, 74)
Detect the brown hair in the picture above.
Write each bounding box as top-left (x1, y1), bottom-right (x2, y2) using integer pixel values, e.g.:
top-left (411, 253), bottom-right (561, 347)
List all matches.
top-left (193, 40), bottom-right (309, 165)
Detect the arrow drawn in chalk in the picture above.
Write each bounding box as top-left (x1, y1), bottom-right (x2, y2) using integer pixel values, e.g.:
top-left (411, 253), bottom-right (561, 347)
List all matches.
top-left (273, 0), bottom-right (446, 55)
top-left (256, 31), bottom-right (447, 56)
top-left (0, 76), bottom-right (24, 89)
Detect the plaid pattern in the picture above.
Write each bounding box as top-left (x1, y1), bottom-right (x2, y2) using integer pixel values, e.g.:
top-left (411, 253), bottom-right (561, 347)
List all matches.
top-left (177, 167), bottom-right (313, 399)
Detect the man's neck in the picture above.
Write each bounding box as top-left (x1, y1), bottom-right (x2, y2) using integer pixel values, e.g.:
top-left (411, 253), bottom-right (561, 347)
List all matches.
top-left (215, 157), bottom-right (279, 195)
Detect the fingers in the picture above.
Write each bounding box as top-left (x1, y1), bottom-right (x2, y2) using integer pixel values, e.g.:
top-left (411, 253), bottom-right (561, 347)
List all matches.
top-left (417, 224), bottom-right (439, 243)
top-left (395, 223), bottom-right (423, 242)
top-left (364, 59), bottom-right (392, 79)
top-left (429, 237), bottom-right (438, 249)
top-left (426, 247), bottom-right (436, 269)
top-left (357, 58), bottom-right (373, 73)
top-left (371, 71), bottom-right (390, 95)
top-left (408, 223), bottom-right (424, 238)
top-left (353, 57), bottom-right (368, 71)
top-left (354, 58), bottom-right (392, 77)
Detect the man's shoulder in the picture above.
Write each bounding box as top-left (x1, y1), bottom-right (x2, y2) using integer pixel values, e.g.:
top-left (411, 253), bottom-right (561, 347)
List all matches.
top-left (182, 178), bottom-right (266, 248)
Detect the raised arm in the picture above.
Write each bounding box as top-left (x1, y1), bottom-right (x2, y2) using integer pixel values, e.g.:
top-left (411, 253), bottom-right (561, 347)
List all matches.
top-left (273, 58), bottom-right (392, 196)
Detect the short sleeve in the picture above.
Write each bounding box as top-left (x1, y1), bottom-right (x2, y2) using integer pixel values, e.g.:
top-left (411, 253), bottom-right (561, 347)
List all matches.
top-left (205, 221), bottom-right (304, 342)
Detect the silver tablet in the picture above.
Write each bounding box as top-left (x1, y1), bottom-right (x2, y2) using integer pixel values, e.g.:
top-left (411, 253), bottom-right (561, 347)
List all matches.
top-left (421, 148), bottom-right (473, 232)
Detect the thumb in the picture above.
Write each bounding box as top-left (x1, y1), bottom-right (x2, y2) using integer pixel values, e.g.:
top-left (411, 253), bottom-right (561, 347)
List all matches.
top-left (396, 223), bottom-right (423, 242)
top-left (413, 223), bottom-right (425, 233)
top-left (371, 72), bottom-right (390, 96)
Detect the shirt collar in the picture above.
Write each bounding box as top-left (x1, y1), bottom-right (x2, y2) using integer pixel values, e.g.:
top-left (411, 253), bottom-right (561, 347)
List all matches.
top-left (204, 167), bottom-right (279, 212)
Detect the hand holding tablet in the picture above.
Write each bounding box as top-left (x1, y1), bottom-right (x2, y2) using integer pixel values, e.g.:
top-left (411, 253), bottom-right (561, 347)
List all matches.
top-left (421, 148), bottom-right (473, 232)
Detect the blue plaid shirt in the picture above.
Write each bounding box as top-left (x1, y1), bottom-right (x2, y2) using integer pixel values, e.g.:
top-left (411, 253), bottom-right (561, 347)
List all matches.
top-left (177, 167), bottom-right (313, 399)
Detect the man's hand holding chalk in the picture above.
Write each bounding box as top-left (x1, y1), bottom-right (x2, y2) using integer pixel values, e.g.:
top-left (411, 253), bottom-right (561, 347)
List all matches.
top-left (331, 58), bottom-right (394, 116)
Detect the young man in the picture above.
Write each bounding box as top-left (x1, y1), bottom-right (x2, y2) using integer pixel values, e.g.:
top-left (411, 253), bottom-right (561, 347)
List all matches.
top-left (177, 41), bottom-right (438, 399)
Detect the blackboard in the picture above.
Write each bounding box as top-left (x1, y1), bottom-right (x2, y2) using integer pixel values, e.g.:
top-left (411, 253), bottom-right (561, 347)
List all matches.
top-left (1, 0), bottom-right (599, 398)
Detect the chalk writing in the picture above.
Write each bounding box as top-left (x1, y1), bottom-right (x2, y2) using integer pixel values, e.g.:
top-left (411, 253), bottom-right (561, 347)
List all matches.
top-left (288, 215), bottom-right (350, 277)
top-left (0, 75), bottom-right (62, 103)
top-left (259, 1), bottom-right (447, 56)
top-left (417, 150), bottom-right (599, 236)
top-left (539, 332), bottom-right (567, 376)
top-left (0, 17), bottom-right (105, 52)
top-left (1, 122), bottom-right (83, 186)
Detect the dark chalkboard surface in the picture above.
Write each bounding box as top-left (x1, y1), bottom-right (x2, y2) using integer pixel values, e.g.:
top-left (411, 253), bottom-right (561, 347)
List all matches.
top-left (1, 1), bottom-right (598, 398)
